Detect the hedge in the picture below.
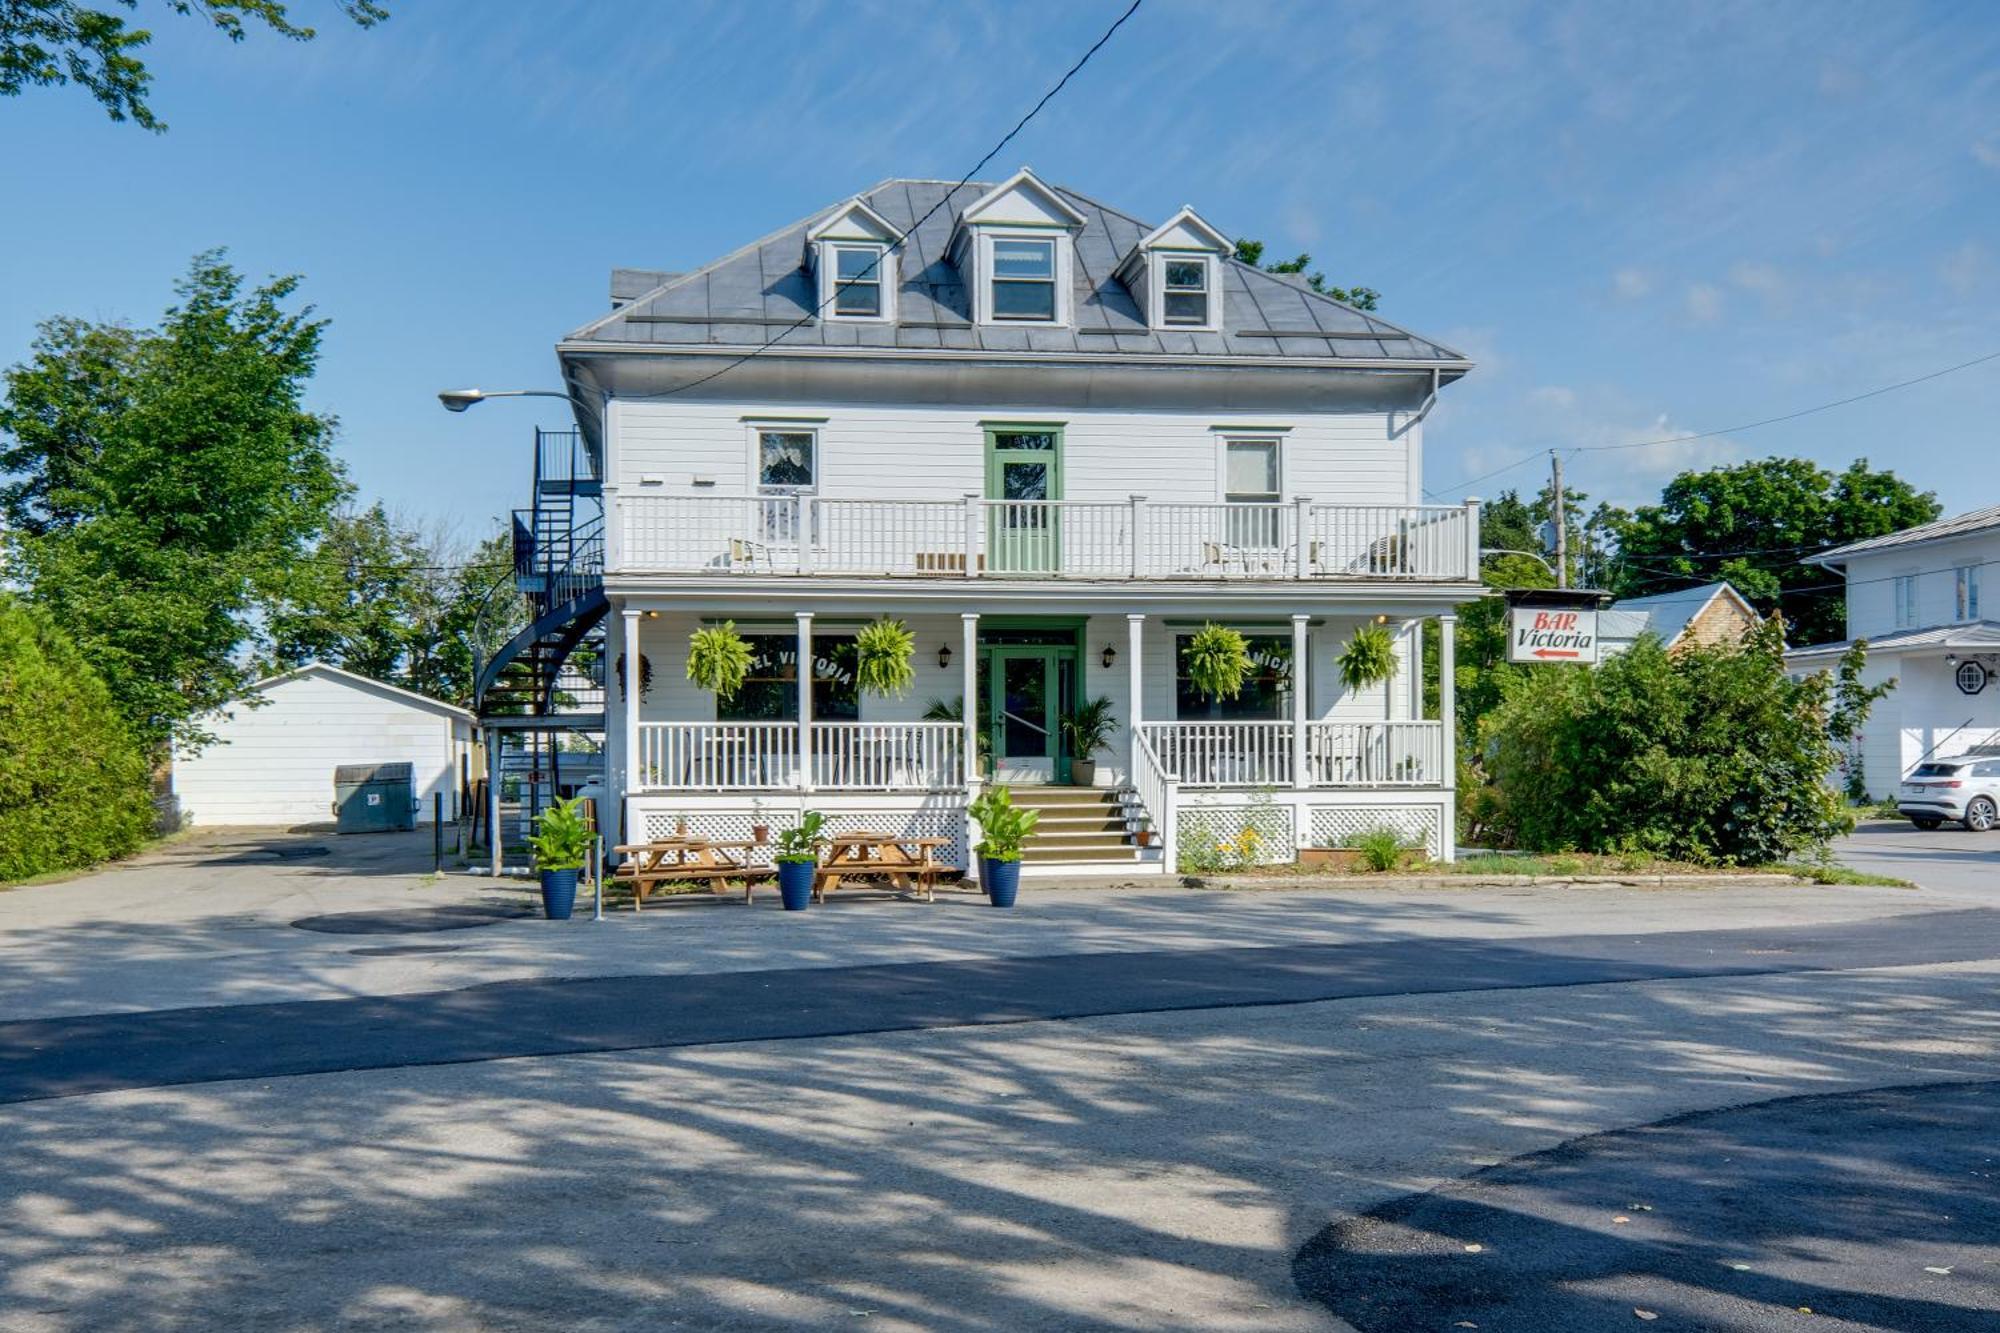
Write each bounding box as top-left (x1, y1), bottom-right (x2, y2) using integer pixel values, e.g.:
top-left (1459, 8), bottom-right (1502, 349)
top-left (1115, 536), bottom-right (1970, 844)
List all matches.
top-left (0, 597), bottom-right (154, 881)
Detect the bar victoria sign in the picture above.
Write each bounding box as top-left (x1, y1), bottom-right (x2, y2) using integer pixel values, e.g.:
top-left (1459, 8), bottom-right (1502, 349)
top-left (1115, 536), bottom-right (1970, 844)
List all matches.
top-left (1508, 606), bottom-right (1600, 664)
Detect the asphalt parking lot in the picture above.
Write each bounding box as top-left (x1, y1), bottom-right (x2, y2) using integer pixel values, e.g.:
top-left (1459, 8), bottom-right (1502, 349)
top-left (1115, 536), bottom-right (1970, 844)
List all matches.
top-left (1836, 818), bottom-right (2000, 903)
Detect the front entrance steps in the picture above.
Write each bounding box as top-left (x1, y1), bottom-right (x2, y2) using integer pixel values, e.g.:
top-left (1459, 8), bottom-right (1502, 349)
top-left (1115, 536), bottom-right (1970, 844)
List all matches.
top-left (1009, 787), bottom-right (1150, 866)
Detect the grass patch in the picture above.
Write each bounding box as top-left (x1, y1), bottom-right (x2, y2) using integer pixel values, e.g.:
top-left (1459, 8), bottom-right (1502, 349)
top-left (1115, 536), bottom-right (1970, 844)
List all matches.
top-left (1775, 861), bottom-right (1914, 888)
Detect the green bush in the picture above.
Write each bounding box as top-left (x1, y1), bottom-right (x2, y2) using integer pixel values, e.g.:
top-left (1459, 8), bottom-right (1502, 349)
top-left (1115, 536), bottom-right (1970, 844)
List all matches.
top-left (0, 598), bottom-right (154, 881)
top-left (1347, 825), bottom-right (1413, 872)
top-left (1479, 623), bottom-right (1883, 865)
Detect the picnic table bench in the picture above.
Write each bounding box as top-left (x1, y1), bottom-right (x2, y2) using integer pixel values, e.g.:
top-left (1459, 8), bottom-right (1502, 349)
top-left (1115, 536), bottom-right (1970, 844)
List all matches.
top-left (814, 831), bottom-right (953, 903)
top-left (611, 838), bottom-right (766, 910)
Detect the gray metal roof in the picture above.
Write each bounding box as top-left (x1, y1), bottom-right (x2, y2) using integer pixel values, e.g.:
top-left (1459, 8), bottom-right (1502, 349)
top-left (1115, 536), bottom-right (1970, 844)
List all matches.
top-left (568, 178), bottom-right (1466, 364)
top-left (1810, 503), bottom-right (2000, 564)
top-left (1785, 619), bottom-right (2000, 660)
top-left (1606, 581), bottom-right (1749, 645)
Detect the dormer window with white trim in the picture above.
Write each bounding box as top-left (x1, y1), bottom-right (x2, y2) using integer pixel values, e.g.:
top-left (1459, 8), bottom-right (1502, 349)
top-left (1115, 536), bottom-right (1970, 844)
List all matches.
top-left (991, 238), bottom-right (1057, 320)
top-left (830, 244), bottom-right (886, 317)
top-left (1115, 205), bottom-right (1231, 333)
top-left (1161, 256), bottom-right (1211, 325)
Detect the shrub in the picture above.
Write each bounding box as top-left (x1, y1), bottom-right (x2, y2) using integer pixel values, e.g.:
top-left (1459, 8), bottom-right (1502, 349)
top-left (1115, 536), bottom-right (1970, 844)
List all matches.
top-left (1347, 825), bottom-right (1412, 872)
top-left (0, 598), bottom-right (154, 881)
top-left (1479, 623), bottom-right (1883, 864)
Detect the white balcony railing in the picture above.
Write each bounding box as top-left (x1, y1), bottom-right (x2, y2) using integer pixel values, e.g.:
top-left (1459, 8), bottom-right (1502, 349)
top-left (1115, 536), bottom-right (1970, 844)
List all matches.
top-left (1139, 720), bottom-right (1444, 788)
top-left (612, 495), bottom-right (1479, 582)
top-left (634, 721), bottom-right (963, 793)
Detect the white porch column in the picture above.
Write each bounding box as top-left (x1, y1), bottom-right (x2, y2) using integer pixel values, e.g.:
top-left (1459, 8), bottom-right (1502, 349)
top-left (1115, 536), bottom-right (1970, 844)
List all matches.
top-left (796, 611), bottom-right (814, 792)
top-left (1440, 613), bottom-right (1457, 865)
top-left (621, 609), bottom-right (641, 844)
top-left (1126, 613), bottom-right (1145, 782)
top-left (1291, 614), bottom-right (1310, 790)
top-left (1405, 619), bottom-right (1423, 720)
top-left (961, 612), bottom-right (980, 882)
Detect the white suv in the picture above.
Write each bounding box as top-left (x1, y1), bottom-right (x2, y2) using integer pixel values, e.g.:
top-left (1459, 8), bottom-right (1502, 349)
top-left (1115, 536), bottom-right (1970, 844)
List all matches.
top-left (1899, 752), bottom-right (2000, 832)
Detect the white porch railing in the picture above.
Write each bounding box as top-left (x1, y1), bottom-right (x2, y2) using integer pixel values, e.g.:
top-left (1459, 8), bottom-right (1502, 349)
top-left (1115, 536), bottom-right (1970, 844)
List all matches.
top-left (1130, 728), bottom-right (1179, 868)
top-left (633, 721), bottom-right (962, 792)
top-left (613, 494), bottom-right (1478, 582)
top-left (1139, 720), bottom-right (1445, 788)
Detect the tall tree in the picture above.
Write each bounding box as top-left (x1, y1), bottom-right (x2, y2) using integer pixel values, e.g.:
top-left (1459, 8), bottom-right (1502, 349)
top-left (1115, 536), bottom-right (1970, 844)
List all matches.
top-left (1611, 457), bottom-right (1939, 645)
top-left (1, 1), bottom-right (387, 130)
top-left (0, 250), bottom-right (348, 753)
top-left (1231, 239), bottom-right (1380, 311)
top-left (263, 503), bottom-right (427, 681)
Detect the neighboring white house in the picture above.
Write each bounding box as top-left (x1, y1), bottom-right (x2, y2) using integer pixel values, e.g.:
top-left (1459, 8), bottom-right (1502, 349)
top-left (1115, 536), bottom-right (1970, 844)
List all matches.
top-left (1600, 581), bottom-right (1763, 657)
top-left (1786, 504), bottom-right (2000, 797)
top-left (483, 170), bottom-right (1484, 871)
top-left (173, 663), bottom-right (479, 827)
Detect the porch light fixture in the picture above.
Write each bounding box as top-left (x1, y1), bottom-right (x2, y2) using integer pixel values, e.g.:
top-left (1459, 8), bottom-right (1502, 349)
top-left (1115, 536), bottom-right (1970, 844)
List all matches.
top-left (645, 610), bottom-right (659, 619)
top-left (1101, 644), bottom-right (1117, 669)
top-left (938, 644), bottom-right (953, 670)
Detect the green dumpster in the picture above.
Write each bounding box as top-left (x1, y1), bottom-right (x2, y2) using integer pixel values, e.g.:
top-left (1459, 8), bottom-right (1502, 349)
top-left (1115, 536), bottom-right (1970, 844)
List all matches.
top-left (333, 762), bottom-right (416, 834)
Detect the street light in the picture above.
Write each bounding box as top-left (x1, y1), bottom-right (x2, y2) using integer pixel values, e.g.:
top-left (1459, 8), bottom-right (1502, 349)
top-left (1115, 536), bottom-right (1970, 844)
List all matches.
top-left (436, 387), bottom-right (574, 413)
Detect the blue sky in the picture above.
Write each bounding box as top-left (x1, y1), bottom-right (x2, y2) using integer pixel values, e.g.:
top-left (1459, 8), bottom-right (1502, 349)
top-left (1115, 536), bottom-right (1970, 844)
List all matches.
top-left (3, 0), bottom-right (1998, 541)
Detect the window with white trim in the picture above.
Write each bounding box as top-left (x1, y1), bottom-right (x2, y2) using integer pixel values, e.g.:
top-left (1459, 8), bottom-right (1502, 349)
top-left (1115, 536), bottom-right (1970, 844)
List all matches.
top-left (1893, 573), bottom-right (1919, 628)
top-left (755, 427), bottom-right (817, 544)
top-left (1956, 564), bottom-right (1981, 621)
top-left (1223, 436), bottom-right (1282, 548)
top-left (829, 244), bottom-right (885, 318)
top-left (990, 237), bottom-right (1057, 320)
top-left (1160, 256), bottom-right (1210, 325)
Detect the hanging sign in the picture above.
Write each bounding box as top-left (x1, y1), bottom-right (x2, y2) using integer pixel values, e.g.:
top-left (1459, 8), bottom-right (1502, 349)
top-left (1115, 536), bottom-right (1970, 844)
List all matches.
top-left (1509, 606), bottom-right (1600, 664)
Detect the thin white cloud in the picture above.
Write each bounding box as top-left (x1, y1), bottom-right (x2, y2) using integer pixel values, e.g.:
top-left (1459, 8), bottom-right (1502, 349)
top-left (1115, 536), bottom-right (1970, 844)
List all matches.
top-left (1941, 241), bottom-right (1992, 297)
top-left (1684, 282), bottom-right (1725, 324)
top-left (1611, 267), bottom-right (1652, 300)
top-left (1974, 137), bottom-right (2000, 170)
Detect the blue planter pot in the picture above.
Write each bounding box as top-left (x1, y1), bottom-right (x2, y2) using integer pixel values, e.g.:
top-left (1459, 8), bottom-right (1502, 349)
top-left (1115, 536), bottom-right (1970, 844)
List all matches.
top-left (982, 857), bottom-right (1021, 907)
top-left (539, 868), bottom-right (578, 920)
top-left (776, 859), bottom-right (815, 911)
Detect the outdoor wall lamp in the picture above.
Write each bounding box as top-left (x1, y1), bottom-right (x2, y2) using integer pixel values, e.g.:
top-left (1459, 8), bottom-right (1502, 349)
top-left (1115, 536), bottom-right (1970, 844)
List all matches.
top-left (937, 644), bottom-right (953, 670)
top-left (1101, 644), bottom-right (1118, 669)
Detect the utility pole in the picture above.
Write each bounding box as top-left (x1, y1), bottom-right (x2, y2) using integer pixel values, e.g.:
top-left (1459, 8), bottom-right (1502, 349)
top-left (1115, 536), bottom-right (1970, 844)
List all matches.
top-left (1549, 450), bottom-right (1568, 589)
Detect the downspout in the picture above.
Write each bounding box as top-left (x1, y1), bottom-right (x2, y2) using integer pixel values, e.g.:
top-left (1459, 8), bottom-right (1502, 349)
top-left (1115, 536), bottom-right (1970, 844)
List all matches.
top-left (1392, 367), bottom-right (1441, 438)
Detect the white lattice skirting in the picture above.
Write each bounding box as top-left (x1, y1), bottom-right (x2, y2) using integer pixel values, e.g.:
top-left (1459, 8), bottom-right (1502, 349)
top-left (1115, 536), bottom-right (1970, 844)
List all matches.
top-left (1174, 804), bottom-right (1297, 866)
top-left (1308, 804), bottom-right (1444, 859)
top-left (1174, 795), bottom-right (1449, 864)
top-left (636, 801), bottom-right (967, 870)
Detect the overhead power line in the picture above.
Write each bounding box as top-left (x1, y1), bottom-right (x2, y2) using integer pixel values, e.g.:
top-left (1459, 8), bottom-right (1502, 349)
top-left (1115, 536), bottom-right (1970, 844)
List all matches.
top-left (1428, 348), bottom-right (2000, 499)
top-left (624, 0), bottom-right (1148, 404)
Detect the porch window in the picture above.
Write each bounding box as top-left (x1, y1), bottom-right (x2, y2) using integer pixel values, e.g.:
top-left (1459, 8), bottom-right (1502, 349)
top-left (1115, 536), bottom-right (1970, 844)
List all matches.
top-left (1161, 257), bottom-right (1210, 325)
top-left (1174, 632), bottom-right (1294, 720)
top-left (1956, 564), bottom-right (1981, 621)
top-left (1223, 437), bottom-right (1282, 548)
top-left (991, 238), bottom-right (1057, 320)
top-left (1894, 574), bottom-right (1919, 628)
top-left (718, 634), bottom-right (859, 722)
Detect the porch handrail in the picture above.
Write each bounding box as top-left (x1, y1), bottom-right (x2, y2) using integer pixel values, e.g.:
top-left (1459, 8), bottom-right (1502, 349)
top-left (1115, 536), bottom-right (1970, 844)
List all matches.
top-left (1139, 720), bottom-right (1294, 788)
top-left (809, 721), bottom-right (963, 791)
top-left (1130, 728), bottom-right (1179, 870)
top-left (634, 721), bottom-right (798, 792)
top-left (1302, 720), bottom-right (1442, 786)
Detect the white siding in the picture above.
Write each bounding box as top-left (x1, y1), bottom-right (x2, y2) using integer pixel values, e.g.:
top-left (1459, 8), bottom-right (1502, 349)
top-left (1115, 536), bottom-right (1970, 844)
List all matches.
top-left (1841, 532), bottom-right (2000, 639)
top-left (172, 670), bottom-right (469, 827)
top-left (611, 399), bottom-right (1415, 508)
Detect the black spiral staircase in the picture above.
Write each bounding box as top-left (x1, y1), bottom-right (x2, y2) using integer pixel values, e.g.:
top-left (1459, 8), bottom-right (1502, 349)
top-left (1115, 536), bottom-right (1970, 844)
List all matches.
top-left (473, 427), bottom-right (608, 853)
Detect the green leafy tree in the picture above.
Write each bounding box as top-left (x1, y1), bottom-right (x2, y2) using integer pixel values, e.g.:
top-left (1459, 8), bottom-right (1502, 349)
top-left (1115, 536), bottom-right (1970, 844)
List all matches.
top-left (1231, 239), bottom-right (1379, 311)
top-left (264, 503), bottom-right (426, 680)
top-left (407, 525), bottom-right (513, 708)
top-left (0, 250), bottom-right (348, 754)
top-left (1478, 484), bottom-right (1623, 589)
top-left (0, 596), bottom-right (154, 880)
top-left (1, 1), bottom-right (388, 130)
top-left (1480, 622), bottom-right (1883, 863)
top-left (1611, 457), bottom-right (1938, 645)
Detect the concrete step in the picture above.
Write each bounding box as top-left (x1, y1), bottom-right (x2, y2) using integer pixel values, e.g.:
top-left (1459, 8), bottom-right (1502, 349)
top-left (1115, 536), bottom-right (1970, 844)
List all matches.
top-left (1021, 844), bottom-right (1136, 863)
top-left (1009, 787), bottom-right (1122, 806)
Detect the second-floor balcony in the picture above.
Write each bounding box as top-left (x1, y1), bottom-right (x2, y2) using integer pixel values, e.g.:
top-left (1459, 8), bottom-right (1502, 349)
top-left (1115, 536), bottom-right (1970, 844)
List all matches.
top-left (609, 494), bottom-right (1480, 582)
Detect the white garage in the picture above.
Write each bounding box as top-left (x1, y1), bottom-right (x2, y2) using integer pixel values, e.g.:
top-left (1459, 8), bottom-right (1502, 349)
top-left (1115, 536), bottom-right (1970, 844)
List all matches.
top-left (172, 663), bottom-right (479, 828)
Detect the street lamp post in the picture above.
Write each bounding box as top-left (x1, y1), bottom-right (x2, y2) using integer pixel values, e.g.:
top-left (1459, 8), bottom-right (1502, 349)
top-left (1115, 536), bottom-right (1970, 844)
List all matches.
top-left (437, 388), bottom-right (573, 413)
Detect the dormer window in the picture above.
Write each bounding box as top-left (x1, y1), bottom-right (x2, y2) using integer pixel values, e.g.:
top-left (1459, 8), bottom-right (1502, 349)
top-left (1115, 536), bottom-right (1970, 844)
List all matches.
top-left (992, 238), bottom-right (1057, 321)
top-left (1161, 257), bottom-right (1210, 325)
top-left (831, 245), bottom-right (884, 317)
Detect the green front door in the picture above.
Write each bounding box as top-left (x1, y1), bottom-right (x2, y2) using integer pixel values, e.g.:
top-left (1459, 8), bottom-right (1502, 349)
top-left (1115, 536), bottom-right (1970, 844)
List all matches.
top-left (985, 425), bottom-right (1062, 574)
top-left (988, 646), bottom-right (1068, 784)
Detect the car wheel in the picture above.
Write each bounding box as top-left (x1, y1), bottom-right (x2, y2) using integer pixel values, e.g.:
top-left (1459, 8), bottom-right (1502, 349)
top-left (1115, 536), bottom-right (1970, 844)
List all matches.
top-left (1966, 798), bottom-right (1998, 833)
top-left (1911, 817), bottom-right (1944, 831)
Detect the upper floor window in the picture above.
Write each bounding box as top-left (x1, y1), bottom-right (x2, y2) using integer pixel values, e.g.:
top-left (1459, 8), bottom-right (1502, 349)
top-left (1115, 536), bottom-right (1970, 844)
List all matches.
top-left (1222, 436), bottom-right (1282, 549)
top-left (830, 245), bottom-right (885, 317)
top-left (1893, 574), bottom-right (1919, 628)
top-left (1161, 257), bottom-right (1211, 325)
top-left (757, 429), bottom-right (816, 492)
top-left (991, 238), bottom-right (1057, 321)
top-left (1955, 564), bottom-right (1981, 621)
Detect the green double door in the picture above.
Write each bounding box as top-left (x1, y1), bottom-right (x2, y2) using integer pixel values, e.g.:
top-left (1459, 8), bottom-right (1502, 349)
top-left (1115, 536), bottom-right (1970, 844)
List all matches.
top-left (985, 645), bottom-right (1076, 784)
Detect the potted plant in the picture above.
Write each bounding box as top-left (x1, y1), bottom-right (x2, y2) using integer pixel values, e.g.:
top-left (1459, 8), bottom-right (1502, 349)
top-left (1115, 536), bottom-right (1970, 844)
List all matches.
top-left (750, 796), bottom-right (769, 846)
top-left (771, 810), bottom-right (828, 911)
top-left (855, 618), bottom-right (916, 698)
top-left (1184, 623), bottom-right (1251, 700)
top-left (968, 785), bottom-right (1039, 907)
top-left (687, 621), bottom-right (753, 698)
top-left (528, 795), bottom-right (592, 920)
top-left (1338, 623), bottom-right (1400, 693)
top-left (1060, 696), bottom-right (1116, 787)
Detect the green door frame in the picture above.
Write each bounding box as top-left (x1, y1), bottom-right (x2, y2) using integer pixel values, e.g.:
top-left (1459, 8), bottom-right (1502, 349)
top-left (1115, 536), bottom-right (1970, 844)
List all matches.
top-left (978, 617), bottom-right (1083, 784)
top-left (983, 422), bottom-right (1064, 574)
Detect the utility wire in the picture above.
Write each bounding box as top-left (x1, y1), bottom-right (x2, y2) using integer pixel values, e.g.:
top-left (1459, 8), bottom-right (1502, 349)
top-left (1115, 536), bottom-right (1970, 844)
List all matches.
top-left (1427, 348), bottom-right (2000, 499)
top-left (622, 0), bottom-right (1148, 404)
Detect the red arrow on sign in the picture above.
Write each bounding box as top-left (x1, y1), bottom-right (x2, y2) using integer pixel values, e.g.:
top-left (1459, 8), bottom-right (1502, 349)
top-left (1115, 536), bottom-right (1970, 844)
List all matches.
top-left (1531, 648), bottom-right (1582, 659)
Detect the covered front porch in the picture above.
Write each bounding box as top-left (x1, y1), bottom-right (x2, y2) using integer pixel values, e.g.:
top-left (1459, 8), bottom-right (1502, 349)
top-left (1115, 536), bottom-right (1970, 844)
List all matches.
top-left (606, 593), bottom-right (1461, 870)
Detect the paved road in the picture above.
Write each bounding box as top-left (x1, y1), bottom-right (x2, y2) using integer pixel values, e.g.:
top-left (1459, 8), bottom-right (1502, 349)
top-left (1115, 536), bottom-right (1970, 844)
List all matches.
top-left (6, 907), bottom-right (2000, 1104)
top-left (1296, 1080), bottom-right (2000, 1331)
top-left (1837, 819), bottom-right (2000, 902)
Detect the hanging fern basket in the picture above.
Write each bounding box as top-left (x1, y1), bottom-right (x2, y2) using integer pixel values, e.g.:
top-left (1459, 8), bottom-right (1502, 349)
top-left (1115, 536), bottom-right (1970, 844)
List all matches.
top-left (854, 618), bottom-right (916, 698)
top-left (686, 621), bottom-right (754, 699)
top-left (1184, 623), bottom-right (1252, 700)
top-left (1338, 623), bottom-right (1400, 693)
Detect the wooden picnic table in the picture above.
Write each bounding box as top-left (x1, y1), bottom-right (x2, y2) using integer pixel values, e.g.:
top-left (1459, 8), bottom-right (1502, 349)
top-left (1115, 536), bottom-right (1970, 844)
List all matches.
top-left (610, 837), bottom-right (766, 910)
top-left (814, 831), bottom-right (953, 903)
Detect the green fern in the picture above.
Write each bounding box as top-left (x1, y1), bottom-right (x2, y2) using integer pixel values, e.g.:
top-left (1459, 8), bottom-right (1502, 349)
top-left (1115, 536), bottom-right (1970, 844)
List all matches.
top-left (1184, 623), bottom-right (1251, 700)
top-left (686, 622), bottom-right (753, 698)
top-left (855, 618), bottom-right (916, 697)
